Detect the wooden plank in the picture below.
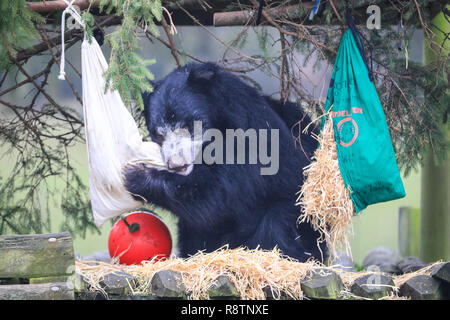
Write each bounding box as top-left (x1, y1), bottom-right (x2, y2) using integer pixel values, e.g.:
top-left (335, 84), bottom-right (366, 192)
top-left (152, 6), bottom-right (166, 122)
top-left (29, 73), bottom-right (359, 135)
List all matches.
top-left (29, 276), bottom-right (69, 284)
top-left (398, 207), bottom-right (420, 257)
top-left (0, 232), bottom-right (74, 278)
top-left (0, 282), bottom-right (74, 300)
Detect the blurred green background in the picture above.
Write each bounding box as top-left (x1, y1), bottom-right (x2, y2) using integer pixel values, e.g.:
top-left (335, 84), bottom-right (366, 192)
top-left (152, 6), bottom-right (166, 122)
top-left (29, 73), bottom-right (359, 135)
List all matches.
top-left (0, 26), bottom-right (424, 264)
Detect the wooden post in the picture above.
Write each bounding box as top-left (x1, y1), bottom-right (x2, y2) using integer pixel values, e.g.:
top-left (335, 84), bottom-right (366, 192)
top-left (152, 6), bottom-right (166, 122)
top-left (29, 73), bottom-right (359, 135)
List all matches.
top-left (420, 5), bottom-right (450, 262)
top-left (0, 232), bottom-right (74, 278)
top-left (398, 207), bottom-right (420, 257)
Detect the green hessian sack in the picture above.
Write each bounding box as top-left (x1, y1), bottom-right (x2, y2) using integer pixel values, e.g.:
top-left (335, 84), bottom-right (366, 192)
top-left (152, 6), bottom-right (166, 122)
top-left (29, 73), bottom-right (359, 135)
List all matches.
top-left (323, 29), bottom-right (406, 213)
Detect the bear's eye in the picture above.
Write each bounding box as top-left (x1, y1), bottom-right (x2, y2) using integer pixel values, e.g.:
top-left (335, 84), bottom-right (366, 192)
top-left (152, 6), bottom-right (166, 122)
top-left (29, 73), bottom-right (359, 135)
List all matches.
top-left (152, 133), bottom-right (164, 144)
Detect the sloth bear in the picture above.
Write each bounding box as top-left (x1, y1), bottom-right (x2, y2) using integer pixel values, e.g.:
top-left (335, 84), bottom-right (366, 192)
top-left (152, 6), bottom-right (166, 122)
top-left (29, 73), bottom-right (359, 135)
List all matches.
top-left (123, 62), bottom-right (326, 262)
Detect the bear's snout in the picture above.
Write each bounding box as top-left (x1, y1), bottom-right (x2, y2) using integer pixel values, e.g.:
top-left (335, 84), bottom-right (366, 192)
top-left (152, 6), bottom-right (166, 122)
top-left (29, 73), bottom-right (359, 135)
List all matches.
top-left (167, 154), bottom-right (185, 170)
top-left (160, 128), bottom-right (199, 175)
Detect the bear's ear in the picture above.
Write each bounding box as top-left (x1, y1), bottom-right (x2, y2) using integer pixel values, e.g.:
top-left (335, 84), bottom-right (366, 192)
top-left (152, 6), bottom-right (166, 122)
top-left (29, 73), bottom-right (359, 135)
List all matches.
top-left (187, 63), bottom-right (217, 84)
top-left (141, 81), bottom-right (160, 118)
top-left (141, 90), bottom-right (152, 119)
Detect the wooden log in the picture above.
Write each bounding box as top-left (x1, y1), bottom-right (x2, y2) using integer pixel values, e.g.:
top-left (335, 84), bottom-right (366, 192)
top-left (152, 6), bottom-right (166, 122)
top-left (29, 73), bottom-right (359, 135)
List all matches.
top-left (398, 207), bottom-right (420, 257)
top-left (0, 282), bottom-right (74, 300)
top-left (213, 4), bottom-right (312, 27)
top-left (25, 1), bottom-right (447, 27)
top-left (0, 232), bottom-right (75, 279)
top-left (207, 275), bottom-right (240, 299)
top-left (430, 262), bottom-right (450, 284)
top-left (151, 270), bottom-right (186, 298)
top-left (26, 0), bottom-right (225, 13)
top-left (350, 274), bottom-right (395, 299)
top-left (399, 275), bottom-right (444, 300)
top-left (301, 268), bottom-right (344, 299)
top-left (100, 271), bottom-right (135, 295)
top-left (26, 0), bottom-right (97, 13)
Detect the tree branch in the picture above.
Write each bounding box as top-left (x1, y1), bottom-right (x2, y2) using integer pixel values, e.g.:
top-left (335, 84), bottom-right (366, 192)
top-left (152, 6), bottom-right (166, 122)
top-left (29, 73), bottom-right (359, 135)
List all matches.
top-left (161, 14), bottom-right (181, 67)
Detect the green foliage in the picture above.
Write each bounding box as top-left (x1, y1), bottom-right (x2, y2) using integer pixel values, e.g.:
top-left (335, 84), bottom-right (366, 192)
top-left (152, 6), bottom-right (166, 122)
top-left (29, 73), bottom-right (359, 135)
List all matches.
top-left (0, 0), bottom-right (44, 70)
top-left (0, 0), bottom-right (163, 236)
top-left (365, 23), bottom-right (449, 175)
top-left (230, 29), bottom-right (249, 50)
top-left (256, 27), bottom-right (271, 63)
top-left (60, 171), bottom-right (100, 239)
top-left (0, 134), bottom-right (98, 237)
top-left (98, 0), bottom-right (162, 110)
top-left (82, 11), bottom-right (95, 42)
top-left (0, 3), bottom-right (98, 237)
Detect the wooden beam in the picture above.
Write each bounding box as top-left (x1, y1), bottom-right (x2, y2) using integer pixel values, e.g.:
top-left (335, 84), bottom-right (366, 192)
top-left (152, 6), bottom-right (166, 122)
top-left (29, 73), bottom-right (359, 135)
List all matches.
top-left (29, 276), bottom-right (70, 284)
top-left (0, 232), bottom-right (75, 279)
top-left (0, 282), bottom-right (74, 300)
top-left (213, 4), bottom-right (314, 27)
top-left (26, 0), bottom-right (97, 13)
top-left (26, 1), bottom-right (442, 27)
top-left (25, 0), bottom-right (225, 13)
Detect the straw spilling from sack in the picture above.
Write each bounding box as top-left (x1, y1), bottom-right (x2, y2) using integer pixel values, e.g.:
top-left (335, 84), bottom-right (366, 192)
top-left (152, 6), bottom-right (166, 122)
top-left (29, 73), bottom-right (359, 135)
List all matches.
top-left (296, 115), bottom-right (355, 259)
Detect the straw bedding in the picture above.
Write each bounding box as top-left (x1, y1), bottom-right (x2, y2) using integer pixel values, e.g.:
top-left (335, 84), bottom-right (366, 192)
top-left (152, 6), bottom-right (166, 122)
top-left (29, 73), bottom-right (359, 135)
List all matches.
top-left (76, 246), bottom-right (320, 300)
top-left (75, 247), bottom-right (442, 300)
top-left (296, 115), bottom-right (355, 259)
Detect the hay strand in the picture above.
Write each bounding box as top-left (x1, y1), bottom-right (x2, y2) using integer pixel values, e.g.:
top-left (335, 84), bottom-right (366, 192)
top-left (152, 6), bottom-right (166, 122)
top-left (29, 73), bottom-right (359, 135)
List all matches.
top-left (393, 260), bottom-right (442, 287)
top-left (296, 115), bottom-right (355, 259)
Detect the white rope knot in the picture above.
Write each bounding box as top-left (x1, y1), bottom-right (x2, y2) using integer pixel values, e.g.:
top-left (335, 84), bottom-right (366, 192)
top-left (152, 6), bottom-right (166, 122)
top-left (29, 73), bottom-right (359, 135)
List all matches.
top-left (59, 0), bottom-right (85, 81)
top-left (58, 71), bottom-right (66, 80)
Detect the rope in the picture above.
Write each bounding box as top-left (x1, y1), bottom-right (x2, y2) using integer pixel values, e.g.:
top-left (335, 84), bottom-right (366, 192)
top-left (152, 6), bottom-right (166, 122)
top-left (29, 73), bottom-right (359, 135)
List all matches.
top-left (345, 8), bottom-right (374, 82)
top-left (58, 0), bottom-right (85, 80)
top-left (255, 0), bottom-right (264, 25)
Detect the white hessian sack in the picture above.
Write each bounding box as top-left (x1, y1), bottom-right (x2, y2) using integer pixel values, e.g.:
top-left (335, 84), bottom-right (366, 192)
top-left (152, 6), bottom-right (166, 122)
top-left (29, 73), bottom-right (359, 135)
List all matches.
top-left (81, 38), bottom-right (165, 227)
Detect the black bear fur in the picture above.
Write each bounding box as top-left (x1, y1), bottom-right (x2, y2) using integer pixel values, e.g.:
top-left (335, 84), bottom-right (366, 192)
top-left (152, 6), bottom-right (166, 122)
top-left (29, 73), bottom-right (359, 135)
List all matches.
top-left (123, 62), bottom-right (326, 262)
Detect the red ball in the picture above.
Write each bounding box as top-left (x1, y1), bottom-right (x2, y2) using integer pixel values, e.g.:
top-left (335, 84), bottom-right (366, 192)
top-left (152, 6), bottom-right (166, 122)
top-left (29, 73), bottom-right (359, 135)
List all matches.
top-left (108, 211), bottom-right (172, 265)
